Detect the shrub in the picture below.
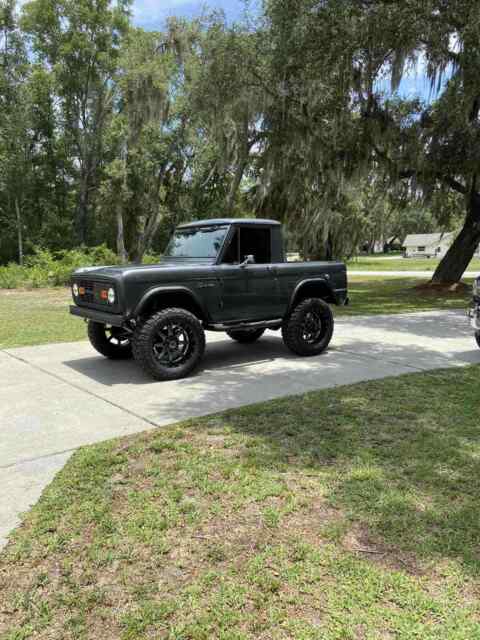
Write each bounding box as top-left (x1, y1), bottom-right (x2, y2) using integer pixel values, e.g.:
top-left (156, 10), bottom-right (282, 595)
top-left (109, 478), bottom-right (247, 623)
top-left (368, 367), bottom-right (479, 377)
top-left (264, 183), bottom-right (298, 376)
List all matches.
top-left (0, 262), bottom-right (25, 289)
top-left (0, 245), bottom-right (124, 289)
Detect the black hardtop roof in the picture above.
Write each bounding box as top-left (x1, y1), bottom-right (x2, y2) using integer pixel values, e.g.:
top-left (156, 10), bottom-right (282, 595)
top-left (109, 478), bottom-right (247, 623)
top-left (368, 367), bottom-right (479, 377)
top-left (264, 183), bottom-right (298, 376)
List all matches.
top-left (177, 218), bottom-right (281, 229)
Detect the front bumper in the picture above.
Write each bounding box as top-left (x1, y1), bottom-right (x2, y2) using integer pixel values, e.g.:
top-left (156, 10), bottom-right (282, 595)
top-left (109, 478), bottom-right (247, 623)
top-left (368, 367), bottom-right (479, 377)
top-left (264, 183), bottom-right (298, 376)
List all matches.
top-left (70, 305), bottom-right (125, 327)
top-left (468, 304), bottom-right (480, 331)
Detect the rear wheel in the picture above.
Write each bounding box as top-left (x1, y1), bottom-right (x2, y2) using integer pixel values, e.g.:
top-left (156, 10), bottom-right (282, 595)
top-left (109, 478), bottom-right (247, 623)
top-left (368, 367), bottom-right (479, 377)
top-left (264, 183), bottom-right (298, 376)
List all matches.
top-left (132, 308), bottom-right (205, 380)
top-left (87, 321), bottom-right (133, 359)
top-left (226, 328), bottom-right (265, 343)
top-left (475, 331), bottom-right (480, 348)
top-left (282, 298), bottom-right (334, 357)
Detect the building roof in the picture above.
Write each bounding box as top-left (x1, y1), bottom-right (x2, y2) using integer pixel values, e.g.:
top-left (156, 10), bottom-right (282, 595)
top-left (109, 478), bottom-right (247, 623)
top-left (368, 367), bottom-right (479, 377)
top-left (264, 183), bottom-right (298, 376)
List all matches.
top-left (177, 218), bottom-right (281, 229)
top-left (403, 232), bottom-right (454, 247)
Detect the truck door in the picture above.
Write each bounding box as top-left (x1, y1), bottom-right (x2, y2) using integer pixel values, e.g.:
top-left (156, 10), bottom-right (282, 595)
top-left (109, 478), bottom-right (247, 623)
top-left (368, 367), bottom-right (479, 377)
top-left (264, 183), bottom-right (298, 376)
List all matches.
top-left (216, 226), bottom-right (283, 321)
top-left (240, 226), bottom-right (284, 319)
top-left (215, 228), bottom-right (250, 321)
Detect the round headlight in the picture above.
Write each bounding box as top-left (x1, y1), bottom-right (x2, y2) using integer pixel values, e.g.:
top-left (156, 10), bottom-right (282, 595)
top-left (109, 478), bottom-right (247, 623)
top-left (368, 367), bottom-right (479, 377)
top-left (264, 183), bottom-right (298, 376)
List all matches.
top-left (107, 287), bottom-right (115, 304)
top-left (72, 283), bottom-right (79, 297)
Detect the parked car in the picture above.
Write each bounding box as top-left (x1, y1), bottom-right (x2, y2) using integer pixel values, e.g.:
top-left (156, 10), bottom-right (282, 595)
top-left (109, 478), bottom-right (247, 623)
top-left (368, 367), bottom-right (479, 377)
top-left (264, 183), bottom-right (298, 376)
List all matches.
top-left (70, 219), bottom-right (348, 380)
top-left (469, 276), bottom-right (480, 348)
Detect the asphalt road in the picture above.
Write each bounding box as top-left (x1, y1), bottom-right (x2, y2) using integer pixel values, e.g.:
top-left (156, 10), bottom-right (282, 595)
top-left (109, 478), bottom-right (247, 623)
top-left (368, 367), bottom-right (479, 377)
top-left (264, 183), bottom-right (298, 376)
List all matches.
top-left (1, 309), bottom-right (478, 548)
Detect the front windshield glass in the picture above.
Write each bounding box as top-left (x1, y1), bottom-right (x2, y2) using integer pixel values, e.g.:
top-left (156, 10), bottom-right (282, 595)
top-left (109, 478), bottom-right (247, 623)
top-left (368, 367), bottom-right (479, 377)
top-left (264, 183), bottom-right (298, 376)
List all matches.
top-left (164, 225), bottom-right (229, 259)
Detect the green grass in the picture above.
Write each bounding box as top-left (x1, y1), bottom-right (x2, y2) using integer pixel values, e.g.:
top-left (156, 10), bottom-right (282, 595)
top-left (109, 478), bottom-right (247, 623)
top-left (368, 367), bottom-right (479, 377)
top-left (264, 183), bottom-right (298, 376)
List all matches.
top-left (347, 256), bottom-right (480, 271)
top-left (0, 288), bottom-right (85, 348)
top-left (0, 278), bottom-right (472, 349)
top-left (341, 277), bottom-right (472, 316)
top-left (2, 366), bottom-right (480, 639)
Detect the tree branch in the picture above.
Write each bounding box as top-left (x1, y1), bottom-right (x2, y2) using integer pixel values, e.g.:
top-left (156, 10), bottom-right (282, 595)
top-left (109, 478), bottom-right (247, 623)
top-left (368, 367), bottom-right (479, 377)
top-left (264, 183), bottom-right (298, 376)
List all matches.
top-left (440, 175), bottom-right (467, 194)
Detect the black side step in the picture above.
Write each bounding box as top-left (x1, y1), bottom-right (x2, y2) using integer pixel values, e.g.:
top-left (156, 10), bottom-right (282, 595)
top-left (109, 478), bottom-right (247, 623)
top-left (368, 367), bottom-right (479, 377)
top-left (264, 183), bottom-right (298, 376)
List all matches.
top-left (207, 318), bottom-right (283, 332)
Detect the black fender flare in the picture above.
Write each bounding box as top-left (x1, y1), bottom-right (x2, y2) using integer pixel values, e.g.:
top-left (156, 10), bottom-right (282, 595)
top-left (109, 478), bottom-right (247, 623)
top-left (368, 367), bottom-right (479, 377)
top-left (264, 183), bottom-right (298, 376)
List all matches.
top-left (287, 278), bottom-right (337, 314)
top-left (133, 285), bottom-right (209, 320)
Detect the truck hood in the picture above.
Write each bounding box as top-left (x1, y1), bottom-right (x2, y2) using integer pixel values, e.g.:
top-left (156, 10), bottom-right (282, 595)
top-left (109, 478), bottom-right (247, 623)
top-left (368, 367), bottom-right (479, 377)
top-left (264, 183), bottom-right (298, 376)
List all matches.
top-left (72, 257), bottom-right (216, 279)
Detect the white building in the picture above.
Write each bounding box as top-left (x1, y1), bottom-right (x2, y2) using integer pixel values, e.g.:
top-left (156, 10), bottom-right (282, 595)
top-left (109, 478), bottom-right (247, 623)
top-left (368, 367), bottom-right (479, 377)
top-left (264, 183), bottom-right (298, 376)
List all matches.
top-left (403, 232), bottom-right (458, 258)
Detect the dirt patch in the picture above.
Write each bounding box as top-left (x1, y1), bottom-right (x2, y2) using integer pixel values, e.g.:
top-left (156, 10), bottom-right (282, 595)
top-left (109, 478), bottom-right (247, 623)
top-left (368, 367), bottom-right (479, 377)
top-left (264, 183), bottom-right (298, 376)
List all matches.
top-left (342, 524), bottom-right (428, 577)
top-left (414, 281), bottom-right (472, 294)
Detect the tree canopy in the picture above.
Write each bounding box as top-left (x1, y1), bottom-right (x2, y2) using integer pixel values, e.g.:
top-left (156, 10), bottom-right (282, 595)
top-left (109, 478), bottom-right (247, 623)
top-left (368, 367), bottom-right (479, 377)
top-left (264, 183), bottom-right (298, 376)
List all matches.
top-left (0, 0), bottom-right (478, 281)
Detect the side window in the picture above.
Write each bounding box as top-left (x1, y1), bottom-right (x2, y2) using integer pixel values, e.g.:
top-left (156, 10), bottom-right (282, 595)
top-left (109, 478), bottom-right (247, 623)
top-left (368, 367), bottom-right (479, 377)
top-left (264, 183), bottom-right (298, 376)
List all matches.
top-left (222, 229), bottom-right (240, 264)
top-left (240, 228), bottom-right (271, 264)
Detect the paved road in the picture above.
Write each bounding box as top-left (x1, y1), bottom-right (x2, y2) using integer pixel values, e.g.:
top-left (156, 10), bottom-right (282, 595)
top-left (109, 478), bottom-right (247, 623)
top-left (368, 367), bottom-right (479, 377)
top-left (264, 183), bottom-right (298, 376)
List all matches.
top-left (1, 310), bottom-right (478, 548)
top-left (349, 270), bottom-right (479, 278)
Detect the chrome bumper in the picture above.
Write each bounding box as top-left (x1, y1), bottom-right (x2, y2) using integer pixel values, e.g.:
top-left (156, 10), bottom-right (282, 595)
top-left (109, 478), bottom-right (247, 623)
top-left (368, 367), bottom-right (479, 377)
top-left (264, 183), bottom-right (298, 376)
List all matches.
top-left (468, 306), bottom-right (480, 331)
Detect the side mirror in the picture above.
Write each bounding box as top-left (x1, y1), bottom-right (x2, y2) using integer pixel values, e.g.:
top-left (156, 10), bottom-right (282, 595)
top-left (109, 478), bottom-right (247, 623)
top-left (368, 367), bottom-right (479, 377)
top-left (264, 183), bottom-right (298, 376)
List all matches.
top-left (240, 254), bottom-right (255, 268)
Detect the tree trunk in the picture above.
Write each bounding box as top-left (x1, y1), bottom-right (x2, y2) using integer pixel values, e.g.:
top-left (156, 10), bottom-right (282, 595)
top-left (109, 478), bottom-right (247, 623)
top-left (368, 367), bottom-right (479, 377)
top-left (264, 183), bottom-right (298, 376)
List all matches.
top-left (226, 159), bottom-right (247, 215)
top-left (133, 209), bottom-right (163, 263)
top-left (75, 168), bottom-right (90, 245)
top-left (15, 197), bottom-right (23, 266)
top-left (431, 192), bottom-right (480, 284)
top-left (116, 201), bottom-right (128, 264)
top-left (306, 233), bottom-right (334, 261)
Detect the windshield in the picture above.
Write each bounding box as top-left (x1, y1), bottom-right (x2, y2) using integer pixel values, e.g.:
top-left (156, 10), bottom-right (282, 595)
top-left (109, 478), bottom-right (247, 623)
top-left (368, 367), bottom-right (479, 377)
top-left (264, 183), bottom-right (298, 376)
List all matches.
top-left (164, 225), bottom-right (229, 259)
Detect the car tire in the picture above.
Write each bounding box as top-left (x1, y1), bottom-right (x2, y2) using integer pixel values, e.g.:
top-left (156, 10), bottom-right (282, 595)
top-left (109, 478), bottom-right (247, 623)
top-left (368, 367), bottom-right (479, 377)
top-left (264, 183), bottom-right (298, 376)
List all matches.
top-left (475, 331), bottom-right (480, 349)
top-left (282, 298), bottom-right (334, 357)
top-left (132, 308), bottom-right (205, 380)
top-left (226, 328), bottom-right (265, 343)
top-left (87, 321), bottom-right (133, 359)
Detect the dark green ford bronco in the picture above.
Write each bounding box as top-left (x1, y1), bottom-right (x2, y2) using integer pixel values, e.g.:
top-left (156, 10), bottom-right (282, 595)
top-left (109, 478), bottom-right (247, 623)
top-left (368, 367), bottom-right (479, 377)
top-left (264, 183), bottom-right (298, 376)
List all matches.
top-left (70, 219), bottom-right (348, 380)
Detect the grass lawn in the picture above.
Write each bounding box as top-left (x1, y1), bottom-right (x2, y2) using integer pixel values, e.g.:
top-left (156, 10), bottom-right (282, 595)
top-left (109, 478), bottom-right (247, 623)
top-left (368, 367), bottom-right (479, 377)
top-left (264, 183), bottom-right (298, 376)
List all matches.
top-left (347, 256), bottom-right (480, 272)
top-left (340, 277), bottom-right (473, 316)
top-left (0, 288), bottom-right (85, 349)
top-left (0, 278), bottom-right (473, 349)
top-left (2, 366), bottom-right (480, 639)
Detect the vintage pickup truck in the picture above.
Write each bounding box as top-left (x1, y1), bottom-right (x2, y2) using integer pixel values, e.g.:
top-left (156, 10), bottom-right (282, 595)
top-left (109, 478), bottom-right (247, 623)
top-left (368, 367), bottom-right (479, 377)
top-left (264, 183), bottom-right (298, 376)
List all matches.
top-left (70, 219), bottom-right (348, 380)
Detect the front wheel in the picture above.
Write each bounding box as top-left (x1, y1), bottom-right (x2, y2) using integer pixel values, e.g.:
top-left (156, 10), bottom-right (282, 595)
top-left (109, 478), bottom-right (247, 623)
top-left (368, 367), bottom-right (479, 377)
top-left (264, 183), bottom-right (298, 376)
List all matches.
top-left (226, 328), bottom-right (265, 343)
top-left (132, 308), bottom-right (205, 381)
top-left (282, 298), bottom-right (334, 357)
top-left (475, 331), bottom-right (480, 349)
top-left (87, 321), bottom-right (133, 359)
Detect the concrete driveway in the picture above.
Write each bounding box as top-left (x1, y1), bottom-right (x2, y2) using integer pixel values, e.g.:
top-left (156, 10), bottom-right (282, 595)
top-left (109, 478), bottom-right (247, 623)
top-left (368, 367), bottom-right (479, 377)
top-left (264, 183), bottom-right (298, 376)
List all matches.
top-left (349, 270), bottom-right (479, 277)
top-left (1, 309), bottom-right (478, 547)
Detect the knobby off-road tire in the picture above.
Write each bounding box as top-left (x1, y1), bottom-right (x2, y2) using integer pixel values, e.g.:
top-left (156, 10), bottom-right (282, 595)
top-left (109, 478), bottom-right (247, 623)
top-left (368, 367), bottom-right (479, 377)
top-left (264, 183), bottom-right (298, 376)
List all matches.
top-left (282, 298), bottom-right (334, 357)
top-left (475, 331), bottom-right (480, 349)
top-left (132, 308), bottom-right (206, 381)
top-left (226, 328), bottom-right (265, 343)
top-left (87, 321), bottom-right (133, 360)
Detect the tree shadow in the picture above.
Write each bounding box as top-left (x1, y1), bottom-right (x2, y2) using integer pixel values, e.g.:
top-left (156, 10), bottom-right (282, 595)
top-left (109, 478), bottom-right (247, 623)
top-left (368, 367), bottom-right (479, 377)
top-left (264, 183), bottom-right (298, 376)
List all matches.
top-left (192, 366), bottom-right (480, 576)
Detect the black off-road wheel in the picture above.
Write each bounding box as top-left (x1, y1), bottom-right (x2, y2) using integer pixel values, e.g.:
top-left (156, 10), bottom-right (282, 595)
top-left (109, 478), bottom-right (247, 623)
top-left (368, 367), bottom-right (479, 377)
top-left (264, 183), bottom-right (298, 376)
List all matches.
top-left (87, 321), bottom-right (133, 360)
top-left (475, 331), bottom-right (480, 348)
top-left (226, 328), bottom-right (265, 343)
top-left (282, 298), bottom-right (334, 357)
top-left (132, 308), bottom-right (205, 381)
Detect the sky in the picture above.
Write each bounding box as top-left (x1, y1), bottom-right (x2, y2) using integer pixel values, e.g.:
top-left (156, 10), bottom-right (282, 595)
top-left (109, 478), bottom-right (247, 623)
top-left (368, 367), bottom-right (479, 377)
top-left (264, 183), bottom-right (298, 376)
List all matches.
top-left (132, 0), bottom-right (250, 29)
top-left (131, 0), bottom-right (442, 102)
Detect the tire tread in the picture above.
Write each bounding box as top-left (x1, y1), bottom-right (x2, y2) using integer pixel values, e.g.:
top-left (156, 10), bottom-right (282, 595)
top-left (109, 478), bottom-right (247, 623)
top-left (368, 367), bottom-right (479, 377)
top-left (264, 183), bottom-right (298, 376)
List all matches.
top-left (133, 308), bottom-right (205, 380)
top-left (282, 297), bottom-right (334, 357)
top-left (87, 321), bottom-right (132, 360)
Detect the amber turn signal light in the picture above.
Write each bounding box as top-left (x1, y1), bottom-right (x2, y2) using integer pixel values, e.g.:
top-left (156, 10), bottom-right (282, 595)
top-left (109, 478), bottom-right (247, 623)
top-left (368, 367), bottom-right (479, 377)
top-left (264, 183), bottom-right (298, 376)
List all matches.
top-left (79, 286), bottom-right (86, 295)
top-left (100, 289), bottom-right (108, 300)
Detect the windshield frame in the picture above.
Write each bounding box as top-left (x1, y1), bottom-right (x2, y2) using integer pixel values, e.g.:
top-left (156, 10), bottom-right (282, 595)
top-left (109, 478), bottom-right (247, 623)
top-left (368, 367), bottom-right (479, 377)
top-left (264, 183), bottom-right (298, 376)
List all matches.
top-left (164, 224), bottom-right (231, 260)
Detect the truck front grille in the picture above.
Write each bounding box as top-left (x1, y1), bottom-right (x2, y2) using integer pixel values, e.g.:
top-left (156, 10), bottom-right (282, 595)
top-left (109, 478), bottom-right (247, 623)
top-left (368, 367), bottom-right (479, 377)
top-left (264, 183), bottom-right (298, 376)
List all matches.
top-left (77, 280), bottom-right (111, 306)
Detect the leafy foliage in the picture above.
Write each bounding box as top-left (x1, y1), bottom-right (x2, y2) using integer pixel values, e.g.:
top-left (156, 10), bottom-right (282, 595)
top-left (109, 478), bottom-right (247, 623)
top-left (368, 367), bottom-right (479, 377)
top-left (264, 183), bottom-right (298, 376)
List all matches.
top-left (0, 0), bottom-right (478, 281)
top-left (0, 245), bottom-right (162, 288)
